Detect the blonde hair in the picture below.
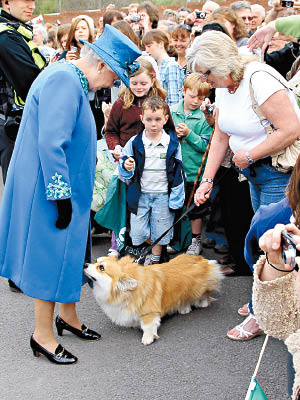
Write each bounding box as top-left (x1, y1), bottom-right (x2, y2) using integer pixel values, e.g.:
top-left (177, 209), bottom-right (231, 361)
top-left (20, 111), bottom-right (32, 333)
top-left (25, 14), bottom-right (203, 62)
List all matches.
top-left (184, 73), bottom-right (211, 95)
top-left (210, 7), bottom-right (248, 42)
top-left (120, 57), bottom-right (166, 109)
top-left (186, 31), bottom-right (256, 84)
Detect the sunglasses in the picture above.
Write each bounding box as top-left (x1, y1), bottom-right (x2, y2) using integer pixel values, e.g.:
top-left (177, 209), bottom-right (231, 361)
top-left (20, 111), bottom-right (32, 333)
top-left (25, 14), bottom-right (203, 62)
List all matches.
top-left (241, 16), bottom-right (253, 21)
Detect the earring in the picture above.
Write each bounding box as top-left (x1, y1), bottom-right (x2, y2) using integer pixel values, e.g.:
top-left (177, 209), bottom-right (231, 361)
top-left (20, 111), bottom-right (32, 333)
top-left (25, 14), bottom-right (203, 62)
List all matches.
top-left (97, 70), bottom-right (101, 74)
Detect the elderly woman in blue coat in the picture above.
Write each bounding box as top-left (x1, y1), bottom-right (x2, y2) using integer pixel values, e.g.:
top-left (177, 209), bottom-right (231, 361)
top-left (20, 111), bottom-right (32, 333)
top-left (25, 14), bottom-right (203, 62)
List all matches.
top-left (0, 25), bottom-right (141, 365)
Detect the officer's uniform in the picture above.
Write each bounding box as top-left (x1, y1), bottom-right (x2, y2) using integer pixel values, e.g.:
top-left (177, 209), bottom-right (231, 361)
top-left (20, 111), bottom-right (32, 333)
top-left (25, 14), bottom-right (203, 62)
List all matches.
top-left (0, 9), bottom-right (45, 183)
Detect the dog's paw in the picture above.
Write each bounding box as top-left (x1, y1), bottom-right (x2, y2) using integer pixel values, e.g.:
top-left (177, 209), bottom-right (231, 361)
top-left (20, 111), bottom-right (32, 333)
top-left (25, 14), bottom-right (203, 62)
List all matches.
top-left (194, 297), bottom-right (210, 308)
top-left (178, 305), bottom-right (192, 314)
top-left (142, 333), bottom-right (155, 345)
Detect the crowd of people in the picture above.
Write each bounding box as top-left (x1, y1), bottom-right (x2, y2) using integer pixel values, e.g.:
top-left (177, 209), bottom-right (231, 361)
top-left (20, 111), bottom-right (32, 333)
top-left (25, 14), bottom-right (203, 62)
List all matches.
top-left (1, 0), bottom-right (300, 398)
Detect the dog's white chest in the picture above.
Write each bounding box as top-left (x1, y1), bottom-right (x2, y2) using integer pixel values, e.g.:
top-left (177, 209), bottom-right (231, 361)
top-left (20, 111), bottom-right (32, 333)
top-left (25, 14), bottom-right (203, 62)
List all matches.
top-left (96, 298), bottom-right (140, 328)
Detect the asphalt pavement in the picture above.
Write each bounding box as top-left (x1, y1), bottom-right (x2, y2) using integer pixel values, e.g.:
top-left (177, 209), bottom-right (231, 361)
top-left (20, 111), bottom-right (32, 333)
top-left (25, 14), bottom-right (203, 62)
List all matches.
top-left (0, 176), bottom-right (290, 400)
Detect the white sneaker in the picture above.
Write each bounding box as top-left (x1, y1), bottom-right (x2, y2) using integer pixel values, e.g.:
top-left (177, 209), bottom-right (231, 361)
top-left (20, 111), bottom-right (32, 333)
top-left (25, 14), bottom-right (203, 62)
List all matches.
top-left (107, 248), bottom-right (119, 257)
top-left (186, 236), bottom-right (202, 255)
top-left (167, 245), bottom-right (177, 254)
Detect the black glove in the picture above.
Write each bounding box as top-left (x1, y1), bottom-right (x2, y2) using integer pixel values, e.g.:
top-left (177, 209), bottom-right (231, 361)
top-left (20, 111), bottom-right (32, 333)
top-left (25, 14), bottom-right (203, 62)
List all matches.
top-left (55, 198), bottom-right (72, 229)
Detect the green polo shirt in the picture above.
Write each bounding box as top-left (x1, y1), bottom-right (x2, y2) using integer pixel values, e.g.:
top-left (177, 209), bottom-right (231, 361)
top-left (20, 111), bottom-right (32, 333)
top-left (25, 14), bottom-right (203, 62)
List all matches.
top-left (171, 100), bottom-right (212, 182)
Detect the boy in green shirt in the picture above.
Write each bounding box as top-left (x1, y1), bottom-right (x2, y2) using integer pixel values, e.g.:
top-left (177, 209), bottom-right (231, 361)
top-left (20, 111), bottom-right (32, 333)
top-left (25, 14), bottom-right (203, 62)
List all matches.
top-left (171, 73), bottom-right (213, 255)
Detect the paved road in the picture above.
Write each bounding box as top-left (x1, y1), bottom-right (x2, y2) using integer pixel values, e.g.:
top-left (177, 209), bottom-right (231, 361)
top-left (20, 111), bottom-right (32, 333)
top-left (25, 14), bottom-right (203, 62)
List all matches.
top-left (0, 176), bottom-right (290, 400)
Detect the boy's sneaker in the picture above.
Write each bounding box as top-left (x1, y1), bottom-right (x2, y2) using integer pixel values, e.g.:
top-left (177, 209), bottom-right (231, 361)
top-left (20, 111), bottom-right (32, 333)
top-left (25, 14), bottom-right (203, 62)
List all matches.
top-left (186, 236), bottom-right (202, 255)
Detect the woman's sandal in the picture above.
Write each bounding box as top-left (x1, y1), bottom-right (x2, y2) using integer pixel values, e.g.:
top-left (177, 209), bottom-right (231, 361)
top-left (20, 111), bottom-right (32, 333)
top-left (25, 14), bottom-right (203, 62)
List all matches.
top-left (226, 314), bottom-right (264, 341)
top-left (238, 303), bottom-right (250, 317)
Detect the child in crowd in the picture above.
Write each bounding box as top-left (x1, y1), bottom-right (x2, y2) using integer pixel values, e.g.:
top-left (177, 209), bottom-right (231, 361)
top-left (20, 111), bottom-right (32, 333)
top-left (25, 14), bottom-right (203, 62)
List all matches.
top-left (105, 57), bottom-right (175, 256)
top-left (106, 56), bottom-right (175, 153)
top-left (142, 29), bottom-right (185, 106)
top-left (119, 96), bottom-right (185, 264)
top-left (171, 73), bottom-right (213, 255)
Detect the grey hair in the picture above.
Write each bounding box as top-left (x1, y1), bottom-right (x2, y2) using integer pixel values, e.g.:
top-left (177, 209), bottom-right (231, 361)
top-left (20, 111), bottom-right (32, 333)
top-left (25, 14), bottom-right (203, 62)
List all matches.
top-left (251, 4), bottom-right (266, 18)
top-left (230, 1), bottom-right (251, 12)
top-left (80, 44), bottom-right (113, 72)
top-left (33, 25), bottom-right (48, 44)
top-left (186, 31), bottom-right (254, 83)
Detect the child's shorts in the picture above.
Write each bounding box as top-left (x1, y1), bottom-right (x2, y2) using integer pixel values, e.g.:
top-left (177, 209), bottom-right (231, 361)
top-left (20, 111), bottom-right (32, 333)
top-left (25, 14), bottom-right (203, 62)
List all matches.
top-left (130, 192), bottom-right (174, 246)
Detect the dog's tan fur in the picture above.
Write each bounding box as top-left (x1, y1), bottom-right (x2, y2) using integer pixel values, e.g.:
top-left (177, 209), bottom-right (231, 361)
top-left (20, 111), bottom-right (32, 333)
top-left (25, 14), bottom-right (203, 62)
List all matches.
top-left (85, 254), bottom-right (223, 345)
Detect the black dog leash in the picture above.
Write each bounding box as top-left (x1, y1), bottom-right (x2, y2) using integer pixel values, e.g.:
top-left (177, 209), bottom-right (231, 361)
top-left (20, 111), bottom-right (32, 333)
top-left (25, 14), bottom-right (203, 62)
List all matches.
top-left (133, 166), bottom-right (232, 265)
top-left (134, 203), bottom-right (196, 264)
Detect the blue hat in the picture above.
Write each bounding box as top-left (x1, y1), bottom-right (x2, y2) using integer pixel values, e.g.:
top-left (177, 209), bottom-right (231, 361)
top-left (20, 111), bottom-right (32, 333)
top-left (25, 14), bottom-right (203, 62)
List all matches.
top-left (80, 25), bottom-right (142, 87)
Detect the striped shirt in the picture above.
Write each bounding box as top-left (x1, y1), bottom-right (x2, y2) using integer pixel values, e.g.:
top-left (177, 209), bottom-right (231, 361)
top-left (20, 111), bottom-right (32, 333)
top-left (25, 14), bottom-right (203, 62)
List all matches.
top-left (141, 130), bottom-right (170, 194)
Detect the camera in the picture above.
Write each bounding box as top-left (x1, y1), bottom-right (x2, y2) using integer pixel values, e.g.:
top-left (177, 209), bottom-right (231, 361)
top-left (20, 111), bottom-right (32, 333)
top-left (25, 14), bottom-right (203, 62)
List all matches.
top-left (196, 11), bottom-right (206, 19)
top-left (281, 230), bottom-right (300, 271)
top-left (130, 13), bottom-right (141, 22)
top-left (281, 0), bottom-right (294, 6)
top-left (205, 105), bottom-right (214, 115)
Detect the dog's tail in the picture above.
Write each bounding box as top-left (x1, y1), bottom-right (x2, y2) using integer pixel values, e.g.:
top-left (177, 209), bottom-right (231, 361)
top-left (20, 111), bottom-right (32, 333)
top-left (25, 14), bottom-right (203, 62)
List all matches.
top-left (208, 260), bottom-right (224, 292)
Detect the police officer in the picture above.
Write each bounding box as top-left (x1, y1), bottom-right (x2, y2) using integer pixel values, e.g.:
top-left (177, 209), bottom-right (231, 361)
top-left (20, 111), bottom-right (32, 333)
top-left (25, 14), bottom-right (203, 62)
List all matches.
top-left (0, 0), bottom-right (45, 291)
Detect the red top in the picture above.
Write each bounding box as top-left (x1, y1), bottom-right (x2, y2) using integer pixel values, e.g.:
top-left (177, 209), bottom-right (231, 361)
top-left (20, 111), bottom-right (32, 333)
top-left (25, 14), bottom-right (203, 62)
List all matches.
top-left (105, 96), bottom-right (175, 150)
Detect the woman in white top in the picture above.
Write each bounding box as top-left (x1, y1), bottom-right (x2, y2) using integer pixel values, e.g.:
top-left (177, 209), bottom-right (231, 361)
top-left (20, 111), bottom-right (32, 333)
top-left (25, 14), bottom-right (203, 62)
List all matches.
top-left (187, 30), bottom-right (300, 340)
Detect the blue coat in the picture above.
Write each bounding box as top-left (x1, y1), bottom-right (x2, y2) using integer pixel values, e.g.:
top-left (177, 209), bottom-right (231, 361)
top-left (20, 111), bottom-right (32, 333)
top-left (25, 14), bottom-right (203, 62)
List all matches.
top-left (244, 197), bottom-right (292, 270)
top-left (0, 61), bottom-right (96, 302)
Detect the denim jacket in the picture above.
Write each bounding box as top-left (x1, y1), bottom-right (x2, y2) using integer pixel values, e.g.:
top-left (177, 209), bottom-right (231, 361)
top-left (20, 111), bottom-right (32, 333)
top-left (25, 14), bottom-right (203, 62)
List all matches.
top-left (119, 129), bottom-right (185, 215)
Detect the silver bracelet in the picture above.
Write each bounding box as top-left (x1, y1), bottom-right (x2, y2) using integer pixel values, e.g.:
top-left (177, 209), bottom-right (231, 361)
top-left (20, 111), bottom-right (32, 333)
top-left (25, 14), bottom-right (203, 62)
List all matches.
top-left (201, 178), bottom-right (213, 185)
top-left (245, 151), bottom-right (254, 165)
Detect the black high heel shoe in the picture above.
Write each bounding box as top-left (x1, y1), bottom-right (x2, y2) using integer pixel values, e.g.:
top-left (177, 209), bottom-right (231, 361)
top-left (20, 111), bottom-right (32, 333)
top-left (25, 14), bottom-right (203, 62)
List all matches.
top-left (30, 335), bottom-right (78, 365)
top-left (55, 315), bottom-right (101, 341)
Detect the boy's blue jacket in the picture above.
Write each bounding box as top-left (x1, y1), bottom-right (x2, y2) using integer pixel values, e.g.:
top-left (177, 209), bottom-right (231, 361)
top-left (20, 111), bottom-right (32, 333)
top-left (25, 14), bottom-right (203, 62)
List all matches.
top-left (119, 129), bottom-right (185, 215)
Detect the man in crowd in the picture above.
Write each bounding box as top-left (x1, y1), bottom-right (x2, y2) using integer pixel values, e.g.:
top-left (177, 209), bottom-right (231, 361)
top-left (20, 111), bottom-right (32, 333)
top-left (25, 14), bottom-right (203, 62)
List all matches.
top-left (0, 0), bottom-right (45, 291)
top-left (231, 1), bottom-right (253, 35)
top-left (251, 4), bottom-right (265, 32)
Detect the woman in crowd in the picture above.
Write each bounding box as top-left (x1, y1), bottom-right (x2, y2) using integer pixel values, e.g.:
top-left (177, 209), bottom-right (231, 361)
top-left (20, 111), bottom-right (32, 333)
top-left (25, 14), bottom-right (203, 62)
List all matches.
top-left (0, 25), bottom-right (141, 365)
top-left (170, 24), bottom-right (191, 77)
top-left (253, 182), bottom-right (300, 400)
top-left (210, 7), bottom-right (249, 47)
top-left (188, 31), bottom-right (300, 340)
top-left (59, 15), bottom-right (94, 61)
top-left (143, 29), bottom-right (184, 106)
top-left (137, 1), bottom-right (159, 41)
top-left (56, 23), bottom-right (71, 54)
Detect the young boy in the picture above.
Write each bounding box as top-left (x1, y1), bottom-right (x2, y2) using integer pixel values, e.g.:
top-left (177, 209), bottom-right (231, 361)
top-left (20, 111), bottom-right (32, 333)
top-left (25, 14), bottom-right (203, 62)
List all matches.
top-left (119, 96), bottom-right (185, 264)
top-left (171, 73), bottom-right (214, 255)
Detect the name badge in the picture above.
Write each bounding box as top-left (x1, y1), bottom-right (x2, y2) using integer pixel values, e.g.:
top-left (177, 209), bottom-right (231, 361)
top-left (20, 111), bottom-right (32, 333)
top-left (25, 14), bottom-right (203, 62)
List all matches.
top-left (160, 153), bottom-right (167, 159)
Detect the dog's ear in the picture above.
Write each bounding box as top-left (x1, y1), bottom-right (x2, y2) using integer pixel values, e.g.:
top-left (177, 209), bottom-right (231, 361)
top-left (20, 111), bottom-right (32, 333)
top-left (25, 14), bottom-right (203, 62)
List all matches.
top-left (116, 276), bottom-right (138, 292)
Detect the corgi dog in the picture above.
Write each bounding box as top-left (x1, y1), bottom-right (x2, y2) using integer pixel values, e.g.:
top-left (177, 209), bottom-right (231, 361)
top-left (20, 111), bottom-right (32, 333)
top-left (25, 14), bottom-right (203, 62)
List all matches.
top-left (84, 254), bottom-right (223, 345)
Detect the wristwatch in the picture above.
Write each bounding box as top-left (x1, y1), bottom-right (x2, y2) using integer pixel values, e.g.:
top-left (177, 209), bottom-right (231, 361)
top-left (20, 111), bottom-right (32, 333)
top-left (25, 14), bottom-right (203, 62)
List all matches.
top-left (245, 151), bottom-right (254, 165)
top-left (201, 178), bottom-right (213, 185)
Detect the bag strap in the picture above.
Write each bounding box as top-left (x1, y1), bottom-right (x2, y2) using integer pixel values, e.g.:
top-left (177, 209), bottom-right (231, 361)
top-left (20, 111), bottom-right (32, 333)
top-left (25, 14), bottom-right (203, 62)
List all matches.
top-left (249, 70), bottom-right (299, 135)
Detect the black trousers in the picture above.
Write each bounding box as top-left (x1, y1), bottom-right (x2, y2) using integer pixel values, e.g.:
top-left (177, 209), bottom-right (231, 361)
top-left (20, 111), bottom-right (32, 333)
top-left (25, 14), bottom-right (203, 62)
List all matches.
top-left (0, 118), bottom-right (14, 184)
top-left (218, 166), bottom-right (254, 274)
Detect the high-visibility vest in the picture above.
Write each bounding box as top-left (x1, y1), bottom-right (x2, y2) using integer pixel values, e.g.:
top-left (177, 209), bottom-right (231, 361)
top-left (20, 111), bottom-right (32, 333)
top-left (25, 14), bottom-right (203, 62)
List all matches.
top-left (0, 21), bottom-right (46, 108)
